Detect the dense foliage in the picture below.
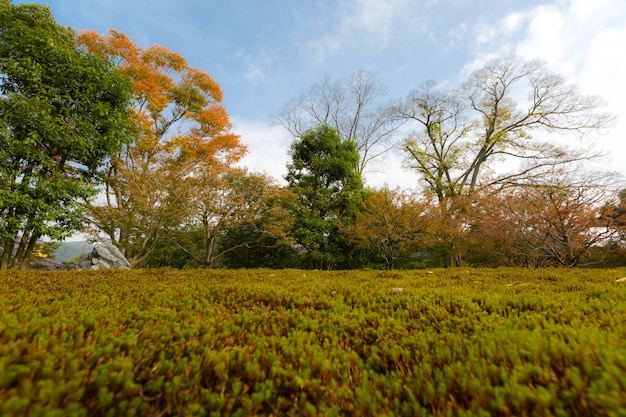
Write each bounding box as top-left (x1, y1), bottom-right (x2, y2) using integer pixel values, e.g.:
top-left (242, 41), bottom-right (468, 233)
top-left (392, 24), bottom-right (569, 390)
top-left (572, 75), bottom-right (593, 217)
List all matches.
top-left (77, 29), bottom-right (246, 267)
top-left (0, 1), bottom-right (132, 269)
top-left (1, 268), bottom-right (625, 416)
top-left (1, 3), bottom-right (624, 270)
top-left (286, 124), bottom-right (365, 269)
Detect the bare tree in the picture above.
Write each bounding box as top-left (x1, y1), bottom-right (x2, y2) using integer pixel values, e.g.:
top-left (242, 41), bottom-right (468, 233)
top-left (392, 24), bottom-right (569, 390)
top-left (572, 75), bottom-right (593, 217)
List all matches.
top-left (394, 55), bottom-right (614, 201)
top-left (273, 70), bottom-right (401, 175)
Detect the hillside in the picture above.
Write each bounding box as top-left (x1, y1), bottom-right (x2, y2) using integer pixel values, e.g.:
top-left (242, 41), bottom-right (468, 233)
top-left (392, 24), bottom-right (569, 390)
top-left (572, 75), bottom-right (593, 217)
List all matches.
top-left (48, 241), bottom-right (94, 264)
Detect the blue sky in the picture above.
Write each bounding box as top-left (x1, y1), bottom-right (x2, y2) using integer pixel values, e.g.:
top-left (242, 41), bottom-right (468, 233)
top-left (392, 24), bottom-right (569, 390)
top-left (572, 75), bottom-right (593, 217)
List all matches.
top-left (17, 0), bottom-right (626, 189)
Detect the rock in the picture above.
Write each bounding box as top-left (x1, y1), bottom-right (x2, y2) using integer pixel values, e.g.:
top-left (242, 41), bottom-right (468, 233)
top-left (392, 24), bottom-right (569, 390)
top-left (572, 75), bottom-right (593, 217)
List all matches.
top-left (93, 244), bottom-right (131, 269)
top-left (73, 256), bottom-right (94, 270)
top-left (32, 258), bottom-right (65, 270)
top-left (391, 287), bottom-right (403, 293)
top-left (72, 243), bottom-right (131, 270)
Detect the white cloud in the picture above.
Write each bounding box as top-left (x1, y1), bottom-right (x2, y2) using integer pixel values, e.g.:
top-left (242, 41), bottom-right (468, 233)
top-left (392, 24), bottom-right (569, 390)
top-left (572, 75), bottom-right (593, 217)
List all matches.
top-left (579, 27), bottom-right (626, 100)
top-left (462, 0), bottom-right (626, 179)
top-left (307, 0), bottom-right (422, 62)
top-left (513, 0), bottom-right (626, 176)
top-left (243, 63), bottom-right (265, 85)
top-left (473, 22), bottom-right (498, 46)
top-left (341, 0), bottom-right (409, 47)
top-left (364, 153), bottom-right (422, 190)
top-left (228, 47), bottom-right (276, 87)
top-left (516, 5), bottom-right (575, 74)
top-left (502, 11), bottom-right (526, 35)
top-left (231, 117), bottom-right (422, 190)
top-left (232, 118), bottom-right (292, 184)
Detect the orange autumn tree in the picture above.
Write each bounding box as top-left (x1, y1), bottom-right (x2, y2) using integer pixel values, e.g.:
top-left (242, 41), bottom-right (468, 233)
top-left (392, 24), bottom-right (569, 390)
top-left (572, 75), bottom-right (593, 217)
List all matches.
top-left (77, 30), bottom-right (246, 266)
top-left (421, 193), bottom-right (475, 267)
top-left (470, 170), bottom-right (620, 267)
top-left (343, 187), bottom-right (429, 270)
top-left (170, 163), bottom-right (294, 268)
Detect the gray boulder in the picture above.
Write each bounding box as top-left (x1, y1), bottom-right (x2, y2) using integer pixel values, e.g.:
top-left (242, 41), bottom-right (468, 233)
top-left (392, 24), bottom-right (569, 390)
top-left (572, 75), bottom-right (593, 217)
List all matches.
top-left (73, 243), bottom-right (131, 270)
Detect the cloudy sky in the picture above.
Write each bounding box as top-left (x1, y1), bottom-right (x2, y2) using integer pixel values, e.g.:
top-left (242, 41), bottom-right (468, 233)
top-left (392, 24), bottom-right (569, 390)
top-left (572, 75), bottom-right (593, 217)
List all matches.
top-left (18, 0), bottom-right (626, 189)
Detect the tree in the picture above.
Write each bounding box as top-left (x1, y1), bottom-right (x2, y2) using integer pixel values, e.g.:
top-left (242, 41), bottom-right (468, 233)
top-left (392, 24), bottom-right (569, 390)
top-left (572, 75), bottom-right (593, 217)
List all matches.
top-left (0, 2), bottom-right (132, 269)
top-left (170, 167), bottom-right (294, 268)
top-left (274, 70), bottom-right (400, 175)
top-left (422, 194), bottom-right (475, 267)
top-left (394, 55), bottom-right (613, 201)
top-left (286, 124), bottom-right (364, 269)
top-left (214, 182), bottom-right (297, 269)
top-left (217, 225), bottom-right (300, 269)
top-left (463, 188), bottom-right (530, 267)
top-left (343, 187), bottom-right (428, 270)
top-left (600, 189), bottom-right (626, 237)
top-left (471, 170), bottom-right (621, 267)
top-left (77, 30), bottom-right (246, 266)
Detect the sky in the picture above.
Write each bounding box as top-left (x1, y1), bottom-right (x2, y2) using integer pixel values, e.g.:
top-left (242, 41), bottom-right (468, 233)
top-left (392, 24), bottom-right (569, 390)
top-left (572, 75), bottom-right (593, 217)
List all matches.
top-left (16, 0), bottom-right (626, 190)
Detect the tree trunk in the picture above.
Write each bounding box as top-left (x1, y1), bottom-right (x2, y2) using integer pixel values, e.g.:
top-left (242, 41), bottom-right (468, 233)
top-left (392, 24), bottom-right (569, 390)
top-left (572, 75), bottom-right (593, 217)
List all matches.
top-left (204, 221), bottom-right (216, 268)
top-left (0, 238), bottom-right (13, 270)
top-left (17, 234), bottom-right (39, 269)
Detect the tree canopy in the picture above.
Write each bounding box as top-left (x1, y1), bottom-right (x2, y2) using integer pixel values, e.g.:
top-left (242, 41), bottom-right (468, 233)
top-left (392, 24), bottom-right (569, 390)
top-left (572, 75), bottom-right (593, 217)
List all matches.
top-left (0, 1), bottom-right (132, 269)
top-left (275, 70), bottom-right (400, 175)
top-left (2, 0), bottom-right (623, 270)
top-left (394, 55), bottom-right (614, 201)
top-left (286, 124), bottom-right (364, 269)
top-left (77, 29), bottom-right (246, 266)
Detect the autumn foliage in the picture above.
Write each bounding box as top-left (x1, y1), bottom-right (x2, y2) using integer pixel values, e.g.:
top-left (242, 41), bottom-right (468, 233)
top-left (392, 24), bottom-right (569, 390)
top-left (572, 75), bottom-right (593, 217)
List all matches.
top-left (343, 188), bottom-right (429, 269)
top-left (4, 10), bottom-right (623, 269)
top-left (77, 30), bottom-right (246, 266)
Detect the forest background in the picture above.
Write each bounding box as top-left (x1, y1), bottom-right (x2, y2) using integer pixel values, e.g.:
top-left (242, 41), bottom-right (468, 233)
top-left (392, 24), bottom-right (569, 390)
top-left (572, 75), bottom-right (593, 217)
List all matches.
top-left (2, 0), bottom-right (626, 270)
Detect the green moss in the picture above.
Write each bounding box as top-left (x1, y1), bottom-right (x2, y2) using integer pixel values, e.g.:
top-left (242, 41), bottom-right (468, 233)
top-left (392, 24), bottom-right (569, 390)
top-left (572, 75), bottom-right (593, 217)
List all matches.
top-left (0, 268), bottom-right (625, 416)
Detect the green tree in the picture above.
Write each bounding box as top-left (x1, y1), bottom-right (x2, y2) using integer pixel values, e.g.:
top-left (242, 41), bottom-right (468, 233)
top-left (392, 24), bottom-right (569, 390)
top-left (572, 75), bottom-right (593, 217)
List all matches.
top-left (286, 124), bottom-right (364, 269)
top-left (217, 226), bottom-right (300, 269)
top-left (0, 1), bottom-right (131, 269)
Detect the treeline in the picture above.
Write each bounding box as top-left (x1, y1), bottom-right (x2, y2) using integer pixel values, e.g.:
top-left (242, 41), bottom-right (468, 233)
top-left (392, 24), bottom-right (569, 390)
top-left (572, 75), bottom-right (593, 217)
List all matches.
top-left (1, 1), bottom-right (624, 270)
top-left (145, 173), bottom-right (626, 270)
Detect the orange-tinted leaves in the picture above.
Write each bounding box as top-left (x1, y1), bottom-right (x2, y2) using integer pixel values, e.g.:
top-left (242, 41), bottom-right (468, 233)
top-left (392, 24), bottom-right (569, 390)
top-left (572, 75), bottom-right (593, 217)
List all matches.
top-left (184, 68), bottom-right (223, 101)
top-left (191, 106), bottom-right (231, 136)
top-left (79, 29), bottom-right (248, 265)
top-left (142, 44), bottom-right (187, 73)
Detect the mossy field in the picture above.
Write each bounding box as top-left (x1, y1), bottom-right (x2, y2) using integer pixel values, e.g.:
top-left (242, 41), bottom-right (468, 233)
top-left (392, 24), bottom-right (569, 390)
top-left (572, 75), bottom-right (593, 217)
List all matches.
top-left (1, 268), bottom-right (625, 416)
